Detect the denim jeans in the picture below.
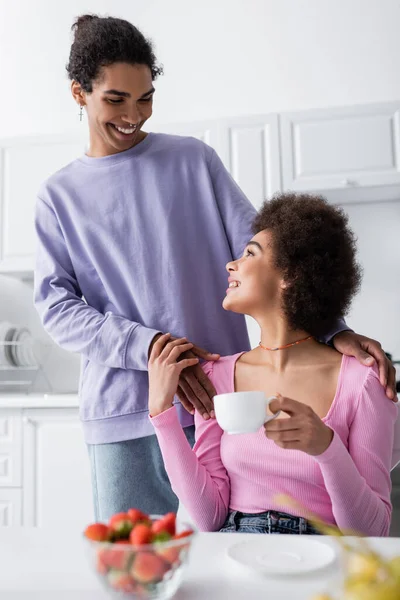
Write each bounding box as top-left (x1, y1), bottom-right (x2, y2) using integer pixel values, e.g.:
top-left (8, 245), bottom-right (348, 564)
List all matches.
top-left (87, 426), bottom-right (196, 522)
top-left (219, 510), bottom-right (321, 535)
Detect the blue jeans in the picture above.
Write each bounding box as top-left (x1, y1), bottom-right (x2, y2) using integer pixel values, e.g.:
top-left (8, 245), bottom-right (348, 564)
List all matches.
top-left (219, 510), bottom-right (321, 535)
top-left (87, 426), bottom-right (196, 521)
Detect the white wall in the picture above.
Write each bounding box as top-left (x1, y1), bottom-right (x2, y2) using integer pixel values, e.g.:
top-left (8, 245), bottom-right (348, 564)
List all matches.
top-left (1, 0), bottom-right (400, 137)
top-left (345, 201), bottom-right (400, 360)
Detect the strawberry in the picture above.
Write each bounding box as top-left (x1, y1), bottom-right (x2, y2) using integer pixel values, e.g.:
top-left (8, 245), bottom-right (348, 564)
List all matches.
top-left (131, 551), bottom-right (169, 584)
top-left (130, 523), bottom-right (153, 546)
top-left (100, 544), bottom-right (134, 571)
top-left (108, 512), bottom-right (133, 538)
top-left (127, 508), bottom-right (150, 525)
top-left (96, 548), bottom-right (109, 575)
top-left (156, 530), bottom-right (194, 565)
top-left (151, 512), bottom-right (176, 537)
top-left (152, 531), bottom-right (172, 543)
top-left (84, 522), bottom-right (110, 542)
top-left (107, 570), bottom-right (137, 593)
top-left (174, 529), bottom-right (194, 540)
top-left (155, 544), bottom-right (181, 566)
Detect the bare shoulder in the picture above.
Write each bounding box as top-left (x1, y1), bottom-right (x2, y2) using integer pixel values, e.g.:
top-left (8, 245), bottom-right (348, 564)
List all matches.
top-left (312, 342), bottom-right (343, 366)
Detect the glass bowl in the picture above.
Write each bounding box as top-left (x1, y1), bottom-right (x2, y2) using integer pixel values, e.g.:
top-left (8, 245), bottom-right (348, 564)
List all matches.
top-left (84, 515), bottom-right (196, 599)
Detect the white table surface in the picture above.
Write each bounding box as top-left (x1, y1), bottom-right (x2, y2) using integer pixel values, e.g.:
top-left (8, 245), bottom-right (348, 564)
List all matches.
top-left (2, 529), bottom-right (400, 600)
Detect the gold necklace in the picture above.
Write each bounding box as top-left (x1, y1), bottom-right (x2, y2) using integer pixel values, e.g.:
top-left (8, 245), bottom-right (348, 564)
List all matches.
top-left (259, 335), bottom-right (314, 352)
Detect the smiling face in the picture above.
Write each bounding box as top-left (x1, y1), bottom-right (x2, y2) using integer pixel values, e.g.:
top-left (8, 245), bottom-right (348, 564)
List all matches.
top-left (71, 62), bottom-right (154, 157)
top-left (223, 230), bottom-right (287, 319)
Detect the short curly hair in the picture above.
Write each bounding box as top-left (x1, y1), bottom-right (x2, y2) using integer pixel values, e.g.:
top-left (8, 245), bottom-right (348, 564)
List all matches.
top-left (252, 192), bottom-right (362, 336)
top-left (66, 14), bottom-right (163, 92)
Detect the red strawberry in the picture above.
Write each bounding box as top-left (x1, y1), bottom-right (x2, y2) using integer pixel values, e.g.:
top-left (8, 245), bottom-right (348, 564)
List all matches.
top-left (108, 512), bottom-right (133, 538)
top-left (151, 512), bottom-right (176, 537)
top-left (131, 551), bottom-right (169, 584)
top-left (96, 548), bottom-right (109, 574)
top-left (174, 529), bottom-right (194, 540)
top-left (109, 512), bottom-right (130, 527)
top-left (130, 523), bottom-right (153, 546)
top-left (157, 530), bottom-right (194, 565)
top-left (84, 523), bottom-right (110, 542)
top-left (155, 545), bottom-right (180, 565)
top-left (127, 508), bottom-right (149, 525)
top-left (107, 570), bottom-right (137, 593)
top-left (101, 545), bottom-right (133, 571)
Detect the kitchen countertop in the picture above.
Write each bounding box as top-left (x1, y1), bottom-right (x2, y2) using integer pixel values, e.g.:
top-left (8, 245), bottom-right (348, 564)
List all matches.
top-left (0, 393), bottom-right (78, 408)
top-left (1, 529), bottom-right (400, 599)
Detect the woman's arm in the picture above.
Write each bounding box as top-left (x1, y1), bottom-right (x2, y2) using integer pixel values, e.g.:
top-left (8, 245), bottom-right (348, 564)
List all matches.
top-left (148, 335), bottom-right (230, 531)
top-left (151, 405), bottom-right (230, 531)
top-left (314, 367), bottom-right (397, 536)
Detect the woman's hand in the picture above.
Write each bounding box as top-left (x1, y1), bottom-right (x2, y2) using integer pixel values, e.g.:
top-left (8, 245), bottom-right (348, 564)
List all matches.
top-left (148, 333), bottom-right (200, 417)
top-left (264, 395), bottom-right (334, 456)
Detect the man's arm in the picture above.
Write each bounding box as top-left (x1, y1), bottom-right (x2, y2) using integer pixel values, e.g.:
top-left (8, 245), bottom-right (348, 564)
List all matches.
top-left (207, 148), bottom-right (257, 260)
top-left (34, 197), bottom-right (160, 371)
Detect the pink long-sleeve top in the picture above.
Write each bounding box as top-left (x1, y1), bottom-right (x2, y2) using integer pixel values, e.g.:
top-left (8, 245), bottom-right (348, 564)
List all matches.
top-left (150, 353), bottom-right (398, 536)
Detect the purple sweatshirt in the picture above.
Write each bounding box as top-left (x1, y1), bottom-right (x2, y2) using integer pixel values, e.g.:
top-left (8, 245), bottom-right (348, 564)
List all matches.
top-left (34, 133), bottom-right (347, 444)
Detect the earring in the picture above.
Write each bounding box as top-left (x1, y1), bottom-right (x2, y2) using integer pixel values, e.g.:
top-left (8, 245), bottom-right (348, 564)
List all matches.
top-left (79, 105), bottom-right (83, 122)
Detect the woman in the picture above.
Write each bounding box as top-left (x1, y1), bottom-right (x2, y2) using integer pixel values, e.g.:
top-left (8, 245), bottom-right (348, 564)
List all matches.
top-left (149, 192), bottom-right (398, 536)
top-left (34, 13), bottom-right (395, 521)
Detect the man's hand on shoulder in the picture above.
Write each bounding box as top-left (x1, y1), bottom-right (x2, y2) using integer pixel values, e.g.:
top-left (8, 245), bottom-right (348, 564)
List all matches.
top-left (332, 331), bottom-right (397, 401)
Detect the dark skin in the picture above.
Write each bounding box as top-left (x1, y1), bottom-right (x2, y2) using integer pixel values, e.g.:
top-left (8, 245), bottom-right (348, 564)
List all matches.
top-left (72, 61), bottom-right (397, 419)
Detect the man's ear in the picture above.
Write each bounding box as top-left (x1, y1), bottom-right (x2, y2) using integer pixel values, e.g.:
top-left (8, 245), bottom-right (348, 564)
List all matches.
top-left (71, 80), bottom-right (85, 107)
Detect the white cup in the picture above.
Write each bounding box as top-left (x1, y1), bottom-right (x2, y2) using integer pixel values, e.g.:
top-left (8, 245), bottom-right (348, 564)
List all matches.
top-left (213, 391), bottom-right (281, 434)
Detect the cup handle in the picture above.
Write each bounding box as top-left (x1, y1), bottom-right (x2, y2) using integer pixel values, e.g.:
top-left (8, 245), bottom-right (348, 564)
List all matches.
top-left (264, 395), bottom-right (281, 423)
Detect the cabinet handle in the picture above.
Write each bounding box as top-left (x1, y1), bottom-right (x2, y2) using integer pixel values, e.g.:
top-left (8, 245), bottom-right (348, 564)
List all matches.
top-left (341, 179), bottom-right (358, 187)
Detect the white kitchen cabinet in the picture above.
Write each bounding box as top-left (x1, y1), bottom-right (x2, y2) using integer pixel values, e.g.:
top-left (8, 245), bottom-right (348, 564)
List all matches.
top-left (0, 489), bottom-right (22, 525)
top-left (0, 409), bottom-right (22, 487)
top-left (22, 407), bottom-right (93, 530)
top-left (280, 102), bottom-right (400, 197)
top-left (0, 134), bottom-right (87, 276)
top-left (220, 114), bottom-right (281, 208)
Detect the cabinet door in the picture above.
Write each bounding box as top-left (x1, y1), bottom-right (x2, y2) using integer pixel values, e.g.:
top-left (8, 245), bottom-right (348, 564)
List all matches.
top-left (0, 409), bottom-right (22, 487)
top-left (220, 115), bottom-right (281, 208)
top-left (22, 407), bottom-right (93, 529)
top-left (0, 135), bottom-right (87, 275)
top-left (0, 489), bottom-right (22, 526)
top-left (280, 102), bottom-right (400, 194)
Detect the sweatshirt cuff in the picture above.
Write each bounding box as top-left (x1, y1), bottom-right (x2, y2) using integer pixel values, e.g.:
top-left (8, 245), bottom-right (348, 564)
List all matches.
top-left (124, 325), bottom-right (161, 371)
top-left (149, 405), bottom-right (179, 429)
top-left (318, 317), bottom-right (353, 345)
top-left (313, 430), bottom-right (347, 464)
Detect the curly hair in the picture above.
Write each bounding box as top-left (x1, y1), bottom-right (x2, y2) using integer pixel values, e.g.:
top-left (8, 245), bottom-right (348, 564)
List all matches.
top-left (66, 14), bottom-right (163, 92)
top-left (252, 192), bottom-right (362, 336)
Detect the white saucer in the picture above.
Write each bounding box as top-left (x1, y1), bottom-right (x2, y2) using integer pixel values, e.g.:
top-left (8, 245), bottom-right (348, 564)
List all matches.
top-left (227, 537), bottom-right (337, 576)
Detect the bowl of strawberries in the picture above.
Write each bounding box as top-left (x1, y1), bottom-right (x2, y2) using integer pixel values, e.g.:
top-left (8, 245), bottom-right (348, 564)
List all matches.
top-left (83, 508), bottom-right (196, 599)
